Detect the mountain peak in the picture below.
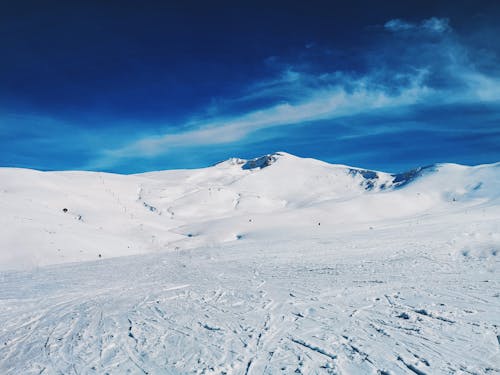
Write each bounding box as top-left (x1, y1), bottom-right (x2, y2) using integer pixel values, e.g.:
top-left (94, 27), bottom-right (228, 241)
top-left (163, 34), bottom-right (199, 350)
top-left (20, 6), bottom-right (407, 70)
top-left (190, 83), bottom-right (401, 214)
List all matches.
top-left (241, 152), bottom-right (287, 170)
top-left (216, 152), bottom-right (290, 170)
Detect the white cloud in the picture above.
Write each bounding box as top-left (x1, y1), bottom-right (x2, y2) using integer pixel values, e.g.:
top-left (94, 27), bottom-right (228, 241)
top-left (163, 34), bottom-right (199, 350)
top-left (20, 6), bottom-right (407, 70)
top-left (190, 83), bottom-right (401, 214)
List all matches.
top-left (421, 17), bottom-right (450, 33)
top-left (384, 17), bottom-right (450, 34)
top-left (384, 19), bottom-right (414, 32)
top-left (89, 16), bottom-right (500, 168)
top-left (92, 72), bottom-right (432, 168)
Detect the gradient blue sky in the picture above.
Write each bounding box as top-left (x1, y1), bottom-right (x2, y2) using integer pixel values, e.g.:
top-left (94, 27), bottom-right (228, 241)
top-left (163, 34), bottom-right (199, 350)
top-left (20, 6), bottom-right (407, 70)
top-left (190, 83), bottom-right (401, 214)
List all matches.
top-left (1, 0), bottom-right (499, 173)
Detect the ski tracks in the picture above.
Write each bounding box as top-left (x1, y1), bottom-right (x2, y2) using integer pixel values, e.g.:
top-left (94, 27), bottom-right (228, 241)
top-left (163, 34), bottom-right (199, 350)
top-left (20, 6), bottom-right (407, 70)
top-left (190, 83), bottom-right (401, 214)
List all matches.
top-left (1, 239), bottom-right (499, 374)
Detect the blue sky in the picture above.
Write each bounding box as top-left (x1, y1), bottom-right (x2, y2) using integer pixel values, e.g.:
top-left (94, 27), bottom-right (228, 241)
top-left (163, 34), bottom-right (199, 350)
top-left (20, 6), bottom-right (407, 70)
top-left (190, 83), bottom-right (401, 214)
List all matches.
top-left (1, 1), bottom-right (499, 173)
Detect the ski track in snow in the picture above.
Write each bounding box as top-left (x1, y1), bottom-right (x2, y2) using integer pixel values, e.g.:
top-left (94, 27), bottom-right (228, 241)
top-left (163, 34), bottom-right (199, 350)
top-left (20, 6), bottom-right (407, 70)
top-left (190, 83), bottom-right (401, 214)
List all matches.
top-left (1, 221), bottom-right (499, 375)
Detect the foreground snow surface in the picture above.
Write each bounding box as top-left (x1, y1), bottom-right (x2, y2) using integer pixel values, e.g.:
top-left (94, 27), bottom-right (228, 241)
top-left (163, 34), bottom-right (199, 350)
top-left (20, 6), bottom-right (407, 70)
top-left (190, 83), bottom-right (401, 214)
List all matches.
top-left (1, 216), bottom-right (499, 374)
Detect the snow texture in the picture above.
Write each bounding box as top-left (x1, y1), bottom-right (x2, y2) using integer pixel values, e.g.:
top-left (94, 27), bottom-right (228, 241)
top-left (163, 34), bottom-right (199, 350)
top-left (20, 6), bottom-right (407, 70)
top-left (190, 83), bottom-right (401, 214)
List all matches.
top-left (0, 152), bottom-right (499, 374)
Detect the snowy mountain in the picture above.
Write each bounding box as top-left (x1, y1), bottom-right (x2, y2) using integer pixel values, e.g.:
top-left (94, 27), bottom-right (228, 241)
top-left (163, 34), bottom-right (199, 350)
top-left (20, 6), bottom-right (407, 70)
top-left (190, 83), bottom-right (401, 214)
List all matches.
top-left (1, 153), bottom-right (499, 374)
top-left (0, 152), bottom-right (498, 269)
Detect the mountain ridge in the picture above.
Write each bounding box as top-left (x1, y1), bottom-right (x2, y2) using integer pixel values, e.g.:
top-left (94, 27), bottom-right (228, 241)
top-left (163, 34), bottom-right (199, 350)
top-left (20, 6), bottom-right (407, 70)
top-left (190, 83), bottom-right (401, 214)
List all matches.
top-left (1, 152), bottom-right (499, 269)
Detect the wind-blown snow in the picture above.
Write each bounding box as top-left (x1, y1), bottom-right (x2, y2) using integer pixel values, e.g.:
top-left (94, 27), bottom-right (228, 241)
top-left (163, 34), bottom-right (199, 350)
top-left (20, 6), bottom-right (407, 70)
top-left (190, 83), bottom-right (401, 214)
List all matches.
top-left (0, 152), bottom-right (499, 374)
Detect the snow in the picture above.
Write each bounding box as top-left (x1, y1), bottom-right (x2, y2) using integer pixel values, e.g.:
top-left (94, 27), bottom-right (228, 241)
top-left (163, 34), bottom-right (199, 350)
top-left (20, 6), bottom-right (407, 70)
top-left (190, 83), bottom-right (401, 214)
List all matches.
top-left (0, 152), bottom-right (499, 373)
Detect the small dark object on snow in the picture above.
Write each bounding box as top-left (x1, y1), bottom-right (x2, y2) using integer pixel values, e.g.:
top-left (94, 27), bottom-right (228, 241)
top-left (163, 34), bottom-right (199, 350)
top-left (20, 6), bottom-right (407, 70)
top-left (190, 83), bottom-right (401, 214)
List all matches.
top-left (397, 312), bottom-right (410, 320)
top-left (62, 208), bottom-right (68, 213)
top-left (98, 254), bottom-right (102, 258)
top-left (318, 222), bottom-right (321, 226)
top-left (249, 219), bottom-right (252, 222)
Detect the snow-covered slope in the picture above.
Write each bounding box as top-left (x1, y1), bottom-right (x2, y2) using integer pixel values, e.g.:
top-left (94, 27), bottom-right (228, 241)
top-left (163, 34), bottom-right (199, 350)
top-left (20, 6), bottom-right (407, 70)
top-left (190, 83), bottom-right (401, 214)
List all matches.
top-left (1, 152), bottom-right (499, 269)
top-left (1, 153), bottom-right (499, 374)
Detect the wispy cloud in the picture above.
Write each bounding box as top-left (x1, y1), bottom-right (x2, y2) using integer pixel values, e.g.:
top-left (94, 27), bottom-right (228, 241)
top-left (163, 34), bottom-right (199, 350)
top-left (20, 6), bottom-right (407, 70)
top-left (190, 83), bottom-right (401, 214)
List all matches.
top-left (79, 17), bottom-right (500, 168)
top-left (90, 72), bottom-right (431, 168)
top-left (384, 17), bottom-right (451, 33)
